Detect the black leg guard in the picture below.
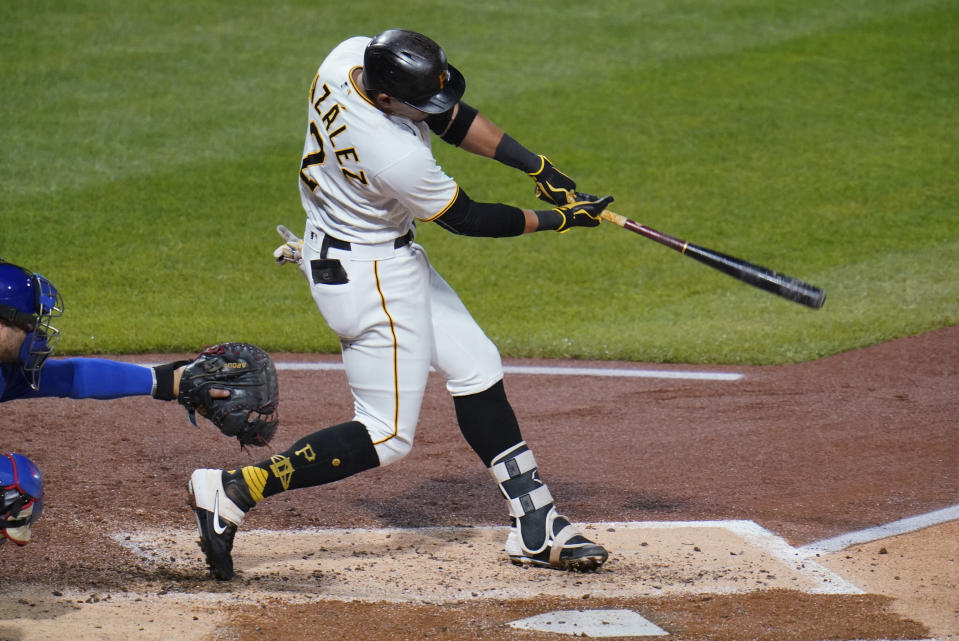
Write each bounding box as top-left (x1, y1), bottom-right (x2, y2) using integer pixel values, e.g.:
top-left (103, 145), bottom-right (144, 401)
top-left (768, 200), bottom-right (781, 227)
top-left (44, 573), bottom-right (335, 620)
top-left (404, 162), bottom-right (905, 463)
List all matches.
top-left (490, 442), bottom-right (609, 572)
top-left (491, 442), bottom-right (552, 552)
top-left (455, 382), bottom-right (609, 571)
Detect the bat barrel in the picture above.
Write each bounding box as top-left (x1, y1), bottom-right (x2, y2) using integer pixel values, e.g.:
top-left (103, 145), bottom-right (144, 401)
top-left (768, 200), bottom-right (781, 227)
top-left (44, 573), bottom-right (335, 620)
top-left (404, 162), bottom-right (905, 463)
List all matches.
top-left (602, 210), bottom-right (827, 309)
top-left (685, 243), bottom-right (826, 309)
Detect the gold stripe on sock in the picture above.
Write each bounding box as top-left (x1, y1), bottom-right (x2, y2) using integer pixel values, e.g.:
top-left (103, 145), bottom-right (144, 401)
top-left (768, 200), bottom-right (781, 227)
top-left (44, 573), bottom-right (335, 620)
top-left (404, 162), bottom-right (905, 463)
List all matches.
top-left (241, 466), bottom-right (269, 502)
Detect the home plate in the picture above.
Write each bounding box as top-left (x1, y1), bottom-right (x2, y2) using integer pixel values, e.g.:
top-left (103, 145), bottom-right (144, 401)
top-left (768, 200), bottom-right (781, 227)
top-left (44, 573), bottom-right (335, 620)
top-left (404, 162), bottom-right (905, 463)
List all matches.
top-left (509, 609), bottom-right (668, 637)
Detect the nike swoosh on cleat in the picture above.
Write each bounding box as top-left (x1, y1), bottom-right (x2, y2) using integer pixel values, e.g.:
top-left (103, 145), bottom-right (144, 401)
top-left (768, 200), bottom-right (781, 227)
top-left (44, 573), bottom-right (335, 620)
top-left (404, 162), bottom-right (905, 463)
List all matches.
top-left (212, 490), bottom-right (228, 535)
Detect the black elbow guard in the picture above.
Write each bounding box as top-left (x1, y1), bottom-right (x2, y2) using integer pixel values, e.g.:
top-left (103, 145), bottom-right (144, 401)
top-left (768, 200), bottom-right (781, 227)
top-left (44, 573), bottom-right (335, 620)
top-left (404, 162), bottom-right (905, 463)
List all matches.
top-left (434, 189), bottom-right (526, 238)
top-left (426, 102), bottom-right (479, 146)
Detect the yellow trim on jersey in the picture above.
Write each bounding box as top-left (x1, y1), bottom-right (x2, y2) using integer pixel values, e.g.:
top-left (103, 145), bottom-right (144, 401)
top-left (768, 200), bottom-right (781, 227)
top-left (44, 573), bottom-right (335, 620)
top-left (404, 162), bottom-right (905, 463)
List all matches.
top-left (371, 261), bottom-right (400, 445)
top-left (349, 65), bottom-right (377, 107)
top-left (420, 185), bottom-right (461, 222)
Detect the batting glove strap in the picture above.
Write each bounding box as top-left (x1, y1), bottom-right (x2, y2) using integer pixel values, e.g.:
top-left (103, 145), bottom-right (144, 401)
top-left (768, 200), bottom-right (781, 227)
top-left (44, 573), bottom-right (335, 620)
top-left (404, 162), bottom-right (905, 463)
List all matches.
top-left (534, 209), bottom-right (566, 232)
top-left (547, 194), bottom-right (615, 233)
top-left (528, 156), bottom-right (577, 206)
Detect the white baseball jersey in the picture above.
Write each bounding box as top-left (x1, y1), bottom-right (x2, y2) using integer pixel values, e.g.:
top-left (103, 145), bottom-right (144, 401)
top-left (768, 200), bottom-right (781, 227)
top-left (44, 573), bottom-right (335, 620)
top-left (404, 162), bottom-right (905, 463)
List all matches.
top-left (294, 36), bottom-right (503, 466)
top-left (298, 36), bottom-right (459, 245)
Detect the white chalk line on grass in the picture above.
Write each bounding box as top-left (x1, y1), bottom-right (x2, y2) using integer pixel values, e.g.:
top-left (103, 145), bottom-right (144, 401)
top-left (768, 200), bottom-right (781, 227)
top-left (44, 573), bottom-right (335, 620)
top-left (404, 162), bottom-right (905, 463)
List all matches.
top-left (797, 504), bottom-right (959, 559)
top-left (274, 361), bottom-right (745, 381)
top-left (139, 358), bottom-right (744, 381)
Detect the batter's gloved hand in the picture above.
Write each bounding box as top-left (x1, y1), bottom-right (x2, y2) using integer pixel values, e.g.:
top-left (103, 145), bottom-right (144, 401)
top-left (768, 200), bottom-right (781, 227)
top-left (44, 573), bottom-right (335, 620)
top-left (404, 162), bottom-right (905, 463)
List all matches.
top-left (273, 224), bottom-right (303, 265)
top-left (528, 156), bottom-right (577, 206)
top-left (553, 194), bottom-right (614, 232)
top-left (177, 342), bottom-right (279, 448)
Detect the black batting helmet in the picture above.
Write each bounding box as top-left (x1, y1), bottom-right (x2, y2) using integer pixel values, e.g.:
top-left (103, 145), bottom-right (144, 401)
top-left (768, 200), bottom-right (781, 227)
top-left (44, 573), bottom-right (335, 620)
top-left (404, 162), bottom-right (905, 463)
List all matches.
top-left (363, 29), bottom-right (466, 114)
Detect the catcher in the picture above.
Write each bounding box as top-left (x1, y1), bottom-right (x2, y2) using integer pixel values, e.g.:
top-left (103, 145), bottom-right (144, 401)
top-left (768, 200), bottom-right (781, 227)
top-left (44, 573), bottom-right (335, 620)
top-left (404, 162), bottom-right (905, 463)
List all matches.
top-left (0, 258), bottom-right (279, 546)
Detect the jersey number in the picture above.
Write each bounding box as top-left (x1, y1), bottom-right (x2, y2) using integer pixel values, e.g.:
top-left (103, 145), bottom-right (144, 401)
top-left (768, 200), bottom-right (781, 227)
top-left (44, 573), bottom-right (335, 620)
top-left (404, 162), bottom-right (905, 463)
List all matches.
top-left (299, 121), bottom-right (325, 192)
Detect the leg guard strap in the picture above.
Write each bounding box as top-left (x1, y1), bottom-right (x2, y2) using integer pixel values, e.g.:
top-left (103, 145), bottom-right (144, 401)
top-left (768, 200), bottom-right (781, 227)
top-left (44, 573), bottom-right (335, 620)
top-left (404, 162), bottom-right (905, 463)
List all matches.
top-left (548, 523), bottom-right (579, 566)
top-left (490, 442), bottom-right (552, 517)
top-left (490, 448), bottom-right (537, 484)
top-left (507, 485), bottom-right (554, 520)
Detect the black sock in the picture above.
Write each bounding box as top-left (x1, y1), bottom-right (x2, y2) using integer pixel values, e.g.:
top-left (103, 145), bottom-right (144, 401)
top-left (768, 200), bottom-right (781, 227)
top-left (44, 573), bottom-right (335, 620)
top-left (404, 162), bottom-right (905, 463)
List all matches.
top-left (453, 380), bottom-right (524, 467)
top-left (229, 421), bottom-right (380, 501)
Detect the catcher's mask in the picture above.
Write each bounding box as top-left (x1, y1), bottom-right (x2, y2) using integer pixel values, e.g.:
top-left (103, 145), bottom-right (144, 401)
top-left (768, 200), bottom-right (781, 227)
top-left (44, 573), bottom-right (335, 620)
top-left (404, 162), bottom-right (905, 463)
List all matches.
top-left (1, 452), bottom-right (44, 546)
top-left (0, 259), bottom-right (64, 390)
top-left (363, 28), bottom-right (466, 114)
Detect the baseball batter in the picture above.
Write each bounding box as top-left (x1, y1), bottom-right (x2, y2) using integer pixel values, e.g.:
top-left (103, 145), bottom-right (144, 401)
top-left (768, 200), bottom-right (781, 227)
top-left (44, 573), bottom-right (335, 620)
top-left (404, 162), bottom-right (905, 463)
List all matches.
top-left (189, 29), bottom-right (614, 580)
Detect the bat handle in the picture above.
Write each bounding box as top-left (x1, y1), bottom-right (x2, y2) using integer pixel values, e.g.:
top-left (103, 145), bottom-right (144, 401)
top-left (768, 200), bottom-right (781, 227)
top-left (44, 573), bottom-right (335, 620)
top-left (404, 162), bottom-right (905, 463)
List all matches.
top-left (601, 209), bottom-right (685, 251)
top-left (601, 210), bottom-right (628, 227)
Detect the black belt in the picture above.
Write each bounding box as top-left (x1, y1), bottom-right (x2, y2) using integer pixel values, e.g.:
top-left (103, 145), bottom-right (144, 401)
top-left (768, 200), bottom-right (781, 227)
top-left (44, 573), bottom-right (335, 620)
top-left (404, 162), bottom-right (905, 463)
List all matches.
top-left (319, 229), bottom-right (414, 259)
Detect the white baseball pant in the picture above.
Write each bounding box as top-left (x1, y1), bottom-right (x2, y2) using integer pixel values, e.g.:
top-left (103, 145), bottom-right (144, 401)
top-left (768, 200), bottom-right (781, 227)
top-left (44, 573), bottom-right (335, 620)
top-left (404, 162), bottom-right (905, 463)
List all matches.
top-left (300, 232), bottom-right (503, 465)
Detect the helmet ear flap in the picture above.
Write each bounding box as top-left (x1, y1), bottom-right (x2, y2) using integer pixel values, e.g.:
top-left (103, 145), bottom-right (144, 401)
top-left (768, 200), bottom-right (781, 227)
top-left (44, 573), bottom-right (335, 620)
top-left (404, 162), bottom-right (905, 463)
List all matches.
top-left (363, 29), bottom-right (466, 114)
top-left (0, 260), bottom-right (63, 389)
top-left (2, 499), bottom-right (41, 545)
top-left (1, 453), bottom-right (44, 545)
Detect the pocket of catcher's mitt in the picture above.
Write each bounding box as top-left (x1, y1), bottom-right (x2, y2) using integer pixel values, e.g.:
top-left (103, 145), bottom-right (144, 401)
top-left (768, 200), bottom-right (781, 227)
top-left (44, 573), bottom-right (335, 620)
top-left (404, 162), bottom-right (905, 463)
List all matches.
top-left (177, 342), bottom-right (279, 448)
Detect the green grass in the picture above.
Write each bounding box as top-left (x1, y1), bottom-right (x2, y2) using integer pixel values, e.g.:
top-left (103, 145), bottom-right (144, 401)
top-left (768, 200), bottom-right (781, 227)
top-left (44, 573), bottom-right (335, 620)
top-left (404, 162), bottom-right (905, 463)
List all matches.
top-left (2, 0), bottom-right (956, 363)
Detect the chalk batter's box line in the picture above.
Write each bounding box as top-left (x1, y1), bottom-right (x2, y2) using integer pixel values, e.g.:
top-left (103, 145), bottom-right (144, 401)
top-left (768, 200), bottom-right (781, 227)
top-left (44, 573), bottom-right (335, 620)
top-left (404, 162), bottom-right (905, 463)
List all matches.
top-left (307, 520), bottom-right (863, 595)
top-left (588, 520), bottom-right (862, 595)
top-left (797, 504), bottom-right (959, 559)
top-left (273, 361), bottom-right (745, 381)
top-left (115, 520), bottom-right (860, 596)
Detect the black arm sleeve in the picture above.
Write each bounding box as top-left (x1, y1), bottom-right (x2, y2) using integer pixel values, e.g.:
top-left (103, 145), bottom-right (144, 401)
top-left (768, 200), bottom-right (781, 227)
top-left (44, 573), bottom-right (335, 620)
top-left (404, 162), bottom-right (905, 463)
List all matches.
top-left (426, 101), bottom-right (479, 146)
top-left (493, 133), bottom-right (541, 173)
top-left (433, 189), bottom-right (526, 238)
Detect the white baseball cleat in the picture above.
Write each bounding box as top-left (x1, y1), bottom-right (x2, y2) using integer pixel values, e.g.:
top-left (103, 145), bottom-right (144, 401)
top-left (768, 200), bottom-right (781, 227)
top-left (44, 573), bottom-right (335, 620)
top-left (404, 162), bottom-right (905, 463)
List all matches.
top-left (505, 507), bottom-right (609, 572)
top-left (490, 443), bottom-right (609, 572)
top-left (187, 468), bottom-right (247, 581)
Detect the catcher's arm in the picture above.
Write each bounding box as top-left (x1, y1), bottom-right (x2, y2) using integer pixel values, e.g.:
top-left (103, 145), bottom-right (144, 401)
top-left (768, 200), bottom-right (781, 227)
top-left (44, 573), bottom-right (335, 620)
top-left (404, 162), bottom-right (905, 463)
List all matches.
top-left (152, 360), bottom-right (231, 400)
top-left (152, 360), bottom-right (190, 400)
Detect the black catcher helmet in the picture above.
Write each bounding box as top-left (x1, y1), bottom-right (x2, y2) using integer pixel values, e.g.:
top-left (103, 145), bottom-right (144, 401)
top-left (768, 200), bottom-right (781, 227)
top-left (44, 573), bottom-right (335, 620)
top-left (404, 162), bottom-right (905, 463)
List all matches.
top-left (363, 29), bottom-right (466, 114)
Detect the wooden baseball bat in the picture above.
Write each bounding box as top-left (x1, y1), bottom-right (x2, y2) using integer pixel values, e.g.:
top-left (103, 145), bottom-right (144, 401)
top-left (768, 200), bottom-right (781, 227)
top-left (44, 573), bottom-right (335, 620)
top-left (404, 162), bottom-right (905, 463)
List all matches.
top-left (600, 210), bottom-right (826, 309)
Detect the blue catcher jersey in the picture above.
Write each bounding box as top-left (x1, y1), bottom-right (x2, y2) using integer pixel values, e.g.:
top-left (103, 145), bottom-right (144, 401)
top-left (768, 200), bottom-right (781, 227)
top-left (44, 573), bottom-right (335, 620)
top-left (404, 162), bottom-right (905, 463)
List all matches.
top-left (1, 358), bottom-right (154, 403)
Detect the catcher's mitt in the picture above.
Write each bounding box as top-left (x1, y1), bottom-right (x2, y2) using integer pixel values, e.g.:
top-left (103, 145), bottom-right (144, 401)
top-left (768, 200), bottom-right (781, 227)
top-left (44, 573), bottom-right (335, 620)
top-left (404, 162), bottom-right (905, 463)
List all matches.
top-left (178, 342), bottom-right (279, 447)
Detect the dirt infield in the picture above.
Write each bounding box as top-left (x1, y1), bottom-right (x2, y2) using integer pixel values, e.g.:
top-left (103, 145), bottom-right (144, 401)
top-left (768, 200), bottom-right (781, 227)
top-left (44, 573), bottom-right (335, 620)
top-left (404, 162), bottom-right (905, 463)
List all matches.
top-left (1, 326), bottom-right (957, 640)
